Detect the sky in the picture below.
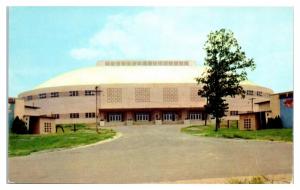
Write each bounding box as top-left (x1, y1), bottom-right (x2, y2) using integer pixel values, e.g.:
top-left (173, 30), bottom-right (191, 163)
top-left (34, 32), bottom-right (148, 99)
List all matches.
top-left (8, 7), bottom-right (293, 97)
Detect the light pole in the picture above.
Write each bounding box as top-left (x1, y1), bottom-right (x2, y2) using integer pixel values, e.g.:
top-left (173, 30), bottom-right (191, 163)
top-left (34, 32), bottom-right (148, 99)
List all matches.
top-left (249, 97), bottom-right (255, 112)
top-left (94, 86), bottom-right (102, 133)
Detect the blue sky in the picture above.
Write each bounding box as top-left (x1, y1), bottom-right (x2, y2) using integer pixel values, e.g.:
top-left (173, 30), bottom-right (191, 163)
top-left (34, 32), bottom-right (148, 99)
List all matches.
top-left (9, 7), bottom-right (293, 96)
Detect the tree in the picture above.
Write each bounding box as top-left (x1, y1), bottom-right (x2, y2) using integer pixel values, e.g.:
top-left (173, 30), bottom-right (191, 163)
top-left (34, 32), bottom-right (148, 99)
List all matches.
top-left (11, 116), bottom-right (28, 134)
top-left (196, 29), bottom-right (255, 131)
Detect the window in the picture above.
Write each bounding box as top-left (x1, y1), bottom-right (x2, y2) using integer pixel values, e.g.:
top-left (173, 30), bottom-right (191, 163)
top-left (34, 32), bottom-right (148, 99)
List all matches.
top-left (52, 114), bottom-right (60, 119)
top-left (39, 93), bottom-right (47, 99)
top-left (27, 96), bottom-right (33, 101)
top-left (163, 113), bottom-right (175, 121)
top-left (44, 123), bottom-right (52, 133)
top-left (108, 113), bottom-right (122, 122)
top-left (85, 90), bottom-right (95, 96)
top-left (257, 91), bottom-right (262, 96)
top-left (69, 91), bottom-right (79, 96)
top-left (246, 90), bottom-right (254, 95)
top-left (230, 111), bottom-right (239, 116)
top-left (70, 113), bottom-right (79, 118)
top-left (136, 113), bottom-right (149, 121)
top-left (244, 118), bottom-right (251, 130)
top-left (189, 112), bottom-right (202, 120)
top-left (85, 112), bottom-right (95, 118)
top-left (51, 92), bottom-right (59, 98)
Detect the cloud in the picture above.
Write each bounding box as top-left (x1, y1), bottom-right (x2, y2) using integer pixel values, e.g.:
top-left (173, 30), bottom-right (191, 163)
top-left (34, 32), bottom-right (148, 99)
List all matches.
top-left (69, 8), bottom-right (208, 62)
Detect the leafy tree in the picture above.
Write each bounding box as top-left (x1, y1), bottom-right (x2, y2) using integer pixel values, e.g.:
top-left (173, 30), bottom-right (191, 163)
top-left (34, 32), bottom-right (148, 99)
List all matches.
top-left (196, 29), bottom-right (255, 131)
top-left (11, 116), bottom-right (28, 134)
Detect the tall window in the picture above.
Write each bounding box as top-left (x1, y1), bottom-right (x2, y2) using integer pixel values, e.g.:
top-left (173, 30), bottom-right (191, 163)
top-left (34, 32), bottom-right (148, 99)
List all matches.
top-left (85, 112), bottom-right (95, 118)
top-left (244, 118), bottom-right (251, 130)
top-left (189, 112), bottom-right (202, 120)
top-left (44, 123), bottom-right (52, 133)
top-left (70, 113), bottom-right (79, 118)
top-left (39, 93), bottom-right (46, 99)
top-left (136, 113), bottom-right (149, 121)
top-left (108, 113), bottom-right (122, 122)
top-left (69, 91), bottom-right (79, 97)
top-left (85, 90), bottom-right (95, 96)
top-left (51, 92), bottom-right (59, 98)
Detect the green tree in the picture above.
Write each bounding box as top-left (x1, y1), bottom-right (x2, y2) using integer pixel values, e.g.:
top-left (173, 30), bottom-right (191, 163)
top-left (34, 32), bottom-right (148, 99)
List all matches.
top-left (11, 116), bottom-right (28, 134)
top-left (196, 29), bottom-right (255, 131)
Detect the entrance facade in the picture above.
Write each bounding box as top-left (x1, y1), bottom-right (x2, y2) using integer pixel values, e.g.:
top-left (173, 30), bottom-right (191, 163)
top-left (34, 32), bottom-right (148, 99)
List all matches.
top-left (101, 108), bottom-right (206, 126)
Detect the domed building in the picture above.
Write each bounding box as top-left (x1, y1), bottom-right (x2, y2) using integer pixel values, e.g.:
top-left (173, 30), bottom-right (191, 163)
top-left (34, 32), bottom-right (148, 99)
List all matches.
top-left (17, 60), bottom-right (273, 128)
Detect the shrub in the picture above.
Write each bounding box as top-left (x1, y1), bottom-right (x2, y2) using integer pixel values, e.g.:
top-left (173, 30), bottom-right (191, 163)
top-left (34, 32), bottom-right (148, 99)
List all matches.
top-left (266, 116), bottom-right (283, 129)
top-left (11, 116), bottom-right (28, 134)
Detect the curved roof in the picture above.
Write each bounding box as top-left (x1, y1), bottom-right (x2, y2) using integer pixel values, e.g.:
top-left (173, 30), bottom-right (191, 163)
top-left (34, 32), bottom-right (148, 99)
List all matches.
top-left (35, 65), bottom-right (260, 89)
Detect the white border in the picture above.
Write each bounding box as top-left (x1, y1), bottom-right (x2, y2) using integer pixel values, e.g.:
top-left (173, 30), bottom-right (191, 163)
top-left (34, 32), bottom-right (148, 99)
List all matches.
top-left (1, 1), bottom-right (298, 190)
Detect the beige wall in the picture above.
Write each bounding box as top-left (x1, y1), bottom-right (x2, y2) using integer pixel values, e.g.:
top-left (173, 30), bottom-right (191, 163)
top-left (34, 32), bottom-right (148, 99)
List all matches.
top-left (239, 114), bottom-right (259, 131)
top-left (19, 83), bottom-right (273, 125)
top-left (14, 99), bottom-right (25, 119)
top-left (270, 94), bottom-right (280, 117)
top-left (39, 118), bottom-right (56, 134)
top-left (257, 102), bottom-right (271, 112)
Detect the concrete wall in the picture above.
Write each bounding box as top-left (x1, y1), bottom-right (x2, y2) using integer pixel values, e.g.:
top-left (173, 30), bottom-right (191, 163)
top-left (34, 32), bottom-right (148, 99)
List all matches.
top-left (39, 118), bottom-right (56, 134)
top-left (239, 114), bottom-right (259, 131)
top-left (14, 99), bottom-right (25, 119)
top-left (18, 83), bottom-right (273, 125)
top-left (270, 94), bottom-right (280, 117)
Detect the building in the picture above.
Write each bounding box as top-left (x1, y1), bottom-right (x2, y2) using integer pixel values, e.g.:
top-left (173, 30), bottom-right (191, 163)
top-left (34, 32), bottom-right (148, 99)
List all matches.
top-left (270, 91), bottom-right (293, 128)
top-left (8, 97), bottom-right (56, 134)
top-left (16, 60), bottom-right (273, 127)
top-left (238, 91), bottom-right (293, 130)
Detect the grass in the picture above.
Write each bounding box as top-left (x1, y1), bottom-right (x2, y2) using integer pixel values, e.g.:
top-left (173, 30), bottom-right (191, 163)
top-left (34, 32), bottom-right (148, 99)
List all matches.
top-left (9, 124), bottom-right (116, 157)
top-left (181, 125), bottom-right (293, 142)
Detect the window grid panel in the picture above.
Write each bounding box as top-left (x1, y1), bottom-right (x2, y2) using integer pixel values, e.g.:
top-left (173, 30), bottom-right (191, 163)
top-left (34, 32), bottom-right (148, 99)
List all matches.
top-left (163, 88), bottom-right (178, 102)
top-left (107, 88), bottom-right (122, 103)
top-left (190, 87), bottom-right (201, 102)
top-left (135, 88), bottom-right (150, 102)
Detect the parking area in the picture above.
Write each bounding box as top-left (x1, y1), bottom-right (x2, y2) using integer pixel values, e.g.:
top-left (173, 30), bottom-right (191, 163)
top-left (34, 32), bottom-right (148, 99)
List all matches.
top-left (8, 125), bottom-right (293, 183)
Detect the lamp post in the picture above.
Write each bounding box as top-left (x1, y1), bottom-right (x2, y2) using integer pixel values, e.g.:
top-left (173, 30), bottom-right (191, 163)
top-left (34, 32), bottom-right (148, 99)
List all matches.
top-left (94, 86), bottom-right (102, 133)
top-left (249, 97), bottom-right (255, 112)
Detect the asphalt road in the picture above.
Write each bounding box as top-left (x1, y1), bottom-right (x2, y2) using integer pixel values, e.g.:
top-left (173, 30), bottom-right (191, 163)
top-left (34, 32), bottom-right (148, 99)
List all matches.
top-left (8, 125), bottom-right (293, 183)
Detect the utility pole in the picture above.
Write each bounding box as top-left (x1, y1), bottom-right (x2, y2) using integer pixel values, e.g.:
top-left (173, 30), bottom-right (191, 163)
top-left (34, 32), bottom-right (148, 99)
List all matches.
top-left (204, 97), bottom-right (208, 126)
top-left (94, 86), bottom-right (102, 133)
top-left (249, 97), bottom-right (255, 112)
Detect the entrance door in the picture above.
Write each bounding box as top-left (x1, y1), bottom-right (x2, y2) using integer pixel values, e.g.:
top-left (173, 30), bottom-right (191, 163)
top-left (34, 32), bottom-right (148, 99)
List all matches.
top-left (108, 113), bottom-right (122, 122)
top-left (136, 113), bottom-right (149, 121)
top-left (163, 113), bottom-right (174, 121)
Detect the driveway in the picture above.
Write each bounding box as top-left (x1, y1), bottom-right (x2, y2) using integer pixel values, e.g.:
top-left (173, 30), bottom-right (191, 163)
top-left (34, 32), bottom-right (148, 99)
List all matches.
top-left (8, 125), bottom-right (293, 183)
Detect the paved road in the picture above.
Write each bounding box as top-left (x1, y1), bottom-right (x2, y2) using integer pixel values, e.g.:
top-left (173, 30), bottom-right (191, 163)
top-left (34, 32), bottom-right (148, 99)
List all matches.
top-left (8, 125), bottom-right (293, 183)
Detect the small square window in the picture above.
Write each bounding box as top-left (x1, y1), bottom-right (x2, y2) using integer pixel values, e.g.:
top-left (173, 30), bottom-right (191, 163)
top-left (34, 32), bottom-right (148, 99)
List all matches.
top-left (69, 91), bottom-right (79, 97)
top-left (39, 93), bottom-right (47, 99)
top-left (246, 90), bottom-right (254, 95)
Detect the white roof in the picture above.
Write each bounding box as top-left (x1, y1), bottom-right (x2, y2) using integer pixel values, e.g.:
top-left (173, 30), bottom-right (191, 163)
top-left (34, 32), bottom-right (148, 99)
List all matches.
top-left (34, 64), bottom-right (259, 89)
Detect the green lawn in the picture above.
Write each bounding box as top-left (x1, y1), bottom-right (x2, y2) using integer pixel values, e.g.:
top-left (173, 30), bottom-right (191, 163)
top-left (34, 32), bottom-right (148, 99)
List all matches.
top-left (181, 125), bottom-right (293, 142)
top-left (9, 124), bottom-right (116, 157)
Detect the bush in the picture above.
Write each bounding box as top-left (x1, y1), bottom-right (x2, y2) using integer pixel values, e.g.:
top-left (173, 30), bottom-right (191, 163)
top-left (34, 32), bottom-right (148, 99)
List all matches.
top-left (11, 116), bottom-right (28, 134)
top-left (266, 116), bottom-right (283, 129)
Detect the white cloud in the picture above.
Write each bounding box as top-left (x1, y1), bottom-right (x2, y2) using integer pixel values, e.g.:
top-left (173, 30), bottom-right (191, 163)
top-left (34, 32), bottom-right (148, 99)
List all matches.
top-left (69, 8), bottom-right (208, 62)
